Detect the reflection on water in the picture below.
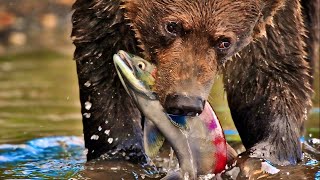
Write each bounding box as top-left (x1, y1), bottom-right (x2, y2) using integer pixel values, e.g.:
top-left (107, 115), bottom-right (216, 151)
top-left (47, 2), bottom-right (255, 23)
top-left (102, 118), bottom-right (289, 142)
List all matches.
top-left (0, 51), bottom-right (319, 179)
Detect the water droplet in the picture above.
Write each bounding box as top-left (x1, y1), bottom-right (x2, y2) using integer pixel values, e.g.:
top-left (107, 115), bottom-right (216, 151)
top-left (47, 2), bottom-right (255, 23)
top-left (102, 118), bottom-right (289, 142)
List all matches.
top-left (108, 138), bottom-right (113, 144)
top-left (84, 81), bottom-right (91, 87)
top-left (110, 167), bottom-right (119, 171)
top-left (83, 113), bottom-right (91, 118)
top-left (84, 148), bottom-right (88, 155)
top-left (91, 135), bottom-right (99, 140)
top-left (85, 101), bottom-right (92, 110)
top-left (98, 126), bottom-right (102, 131)
top-left (105, 130), bottom-right (110, 135)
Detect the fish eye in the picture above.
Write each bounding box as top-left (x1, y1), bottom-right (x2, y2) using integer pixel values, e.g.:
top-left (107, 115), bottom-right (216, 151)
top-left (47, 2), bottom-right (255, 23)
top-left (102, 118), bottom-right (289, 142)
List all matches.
top-left (137, 61), bottom-right (146, 70)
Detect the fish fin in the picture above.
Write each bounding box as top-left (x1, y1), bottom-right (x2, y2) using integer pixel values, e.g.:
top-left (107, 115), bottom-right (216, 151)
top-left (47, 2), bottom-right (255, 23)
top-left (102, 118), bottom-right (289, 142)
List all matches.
top-left (168, 115), bottom-right (188, 130)
top-left (227, 143), bottom-right (238, 163)
top-left (143, 119), bottom-right (165, 158)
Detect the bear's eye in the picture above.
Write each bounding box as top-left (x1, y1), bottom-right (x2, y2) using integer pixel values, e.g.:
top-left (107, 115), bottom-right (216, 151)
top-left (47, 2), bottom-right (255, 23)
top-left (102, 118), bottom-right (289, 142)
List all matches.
top-left (218, 38), bottom-right (231, 50)
top-left (217, 38), bottom-right (232, 50)
top-left (137, 62), bottom-right (146, 70)
top-left (165, 22), bottom-right (182, 36)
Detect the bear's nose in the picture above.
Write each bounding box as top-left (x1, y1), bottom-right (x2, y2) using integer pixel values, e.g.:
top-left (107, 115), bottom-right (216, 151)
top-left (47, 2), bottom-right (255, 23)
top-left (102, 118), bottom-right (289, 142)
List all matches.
top-left (164, 94), bottom-right (205, 116)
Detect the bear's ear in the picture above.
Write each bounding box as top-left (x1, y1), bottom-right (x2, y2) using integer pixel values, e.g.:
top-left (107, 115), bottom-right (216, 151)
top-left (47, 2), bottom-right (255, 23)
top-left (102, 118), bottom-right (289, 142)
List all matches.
top-left (122, 0), bottom-right (140, 21)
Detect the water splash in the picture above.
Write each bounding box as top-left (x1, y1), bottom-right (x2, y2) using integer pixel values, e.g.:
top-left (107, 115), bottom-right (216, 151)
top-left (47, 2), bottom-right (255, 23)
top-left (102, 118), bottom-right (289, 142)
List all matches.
top-left (0, 135), bottom-right (319, 179)
top-left (0, 136), bottom-right (86, 179)
top-left (84, 81), bottom-right (91, 87)
top-left (84, 101), bottom-right (92, 110)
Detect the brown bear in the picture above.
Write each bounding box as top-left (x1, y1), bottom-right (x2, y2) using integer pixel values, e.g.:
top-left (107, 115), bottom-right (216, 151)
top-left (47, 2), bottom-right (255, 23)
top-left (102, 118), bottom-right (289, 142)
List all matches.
top-left (71, 0), bottom-right (318, 166)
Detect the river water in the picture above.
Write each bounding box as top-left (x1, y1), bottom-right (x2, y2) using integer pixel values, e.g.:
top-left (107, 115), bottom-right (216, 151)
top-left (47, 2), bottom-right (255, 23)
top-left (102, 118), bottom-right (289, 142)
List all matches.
top-left (0, 51), bottom-right (319, 179)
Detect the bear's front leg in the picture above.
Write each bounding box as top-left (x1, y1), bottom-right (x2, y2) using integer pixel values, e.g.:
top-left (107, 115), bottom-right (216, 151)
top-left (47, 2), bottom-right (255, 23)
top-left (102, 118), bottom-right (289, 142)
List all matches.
top-left (223, 0), bottom-right (313, 165)
top-left (72, 0), bottom-right (146, 161)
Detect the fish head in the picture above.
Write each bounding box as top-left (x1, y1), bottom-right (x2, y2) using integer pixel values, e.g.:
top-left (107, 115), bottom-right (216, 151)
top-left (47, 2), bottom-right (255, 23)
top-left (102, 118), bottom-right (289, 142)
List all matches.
top-left (113, 50), bottom-right (157, 100)
top-left (118, 50), bottom-right (157, 89)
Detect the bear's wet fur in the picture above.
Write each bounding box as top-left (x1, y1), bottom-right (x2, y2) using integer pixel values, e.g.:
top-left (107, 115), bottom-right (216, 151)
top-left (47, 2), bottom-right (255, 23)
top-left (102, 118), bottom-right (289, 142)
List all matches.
top-left (71, 0), bottom-right (318, 165)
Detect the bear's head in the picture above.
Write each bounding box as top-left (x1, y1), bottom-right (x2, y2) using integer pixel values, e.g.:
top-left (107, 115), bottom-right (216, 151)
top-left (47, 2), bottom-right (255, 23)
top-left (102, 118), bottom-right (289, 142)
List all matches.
top-left (125, 0), bottom-right (274, 116)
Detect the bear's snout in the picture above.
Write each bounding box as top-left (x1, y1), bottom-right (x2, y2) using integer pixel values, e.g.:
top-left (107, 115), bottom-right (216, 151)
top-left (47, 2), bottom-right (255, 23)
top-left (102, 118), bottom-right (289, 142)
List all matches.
top-left (164, 93), bottom-right (205, 116)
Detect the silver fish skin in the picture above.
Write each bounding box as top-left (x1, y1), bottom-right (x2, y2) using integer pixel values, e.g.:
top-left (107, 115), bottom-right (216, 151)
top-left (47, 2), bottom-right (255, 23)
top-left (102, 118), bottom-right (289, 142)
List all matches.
top-left (113, 51), bottom-right (197, 179)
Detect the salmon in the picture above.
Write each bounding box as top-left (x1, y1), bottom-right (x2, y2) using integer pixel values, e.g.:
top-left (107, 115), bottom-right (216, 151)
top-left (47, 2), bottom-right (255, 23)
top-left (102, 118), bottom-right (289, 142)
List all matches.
top-left (113, 50), bottom-right (237, 179)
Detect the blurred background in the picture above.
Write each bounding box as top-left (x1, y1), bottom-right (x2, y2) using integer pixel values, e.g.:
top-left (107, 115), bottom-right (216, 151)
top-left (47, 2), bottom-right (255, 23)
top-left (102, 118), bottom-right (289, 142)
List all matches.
top-left (0, 0), bottom-right (318, 179)
top-left (0, 0), bottom-right (82, 144)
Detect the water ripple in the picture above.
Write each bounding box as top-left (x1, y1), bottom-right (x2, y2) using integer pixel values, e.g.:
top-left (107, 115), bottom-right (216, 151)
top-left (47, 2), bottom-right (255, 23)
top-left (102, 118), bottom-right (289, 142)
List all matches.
top-left (0, 136), bottom-right (86, 178)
